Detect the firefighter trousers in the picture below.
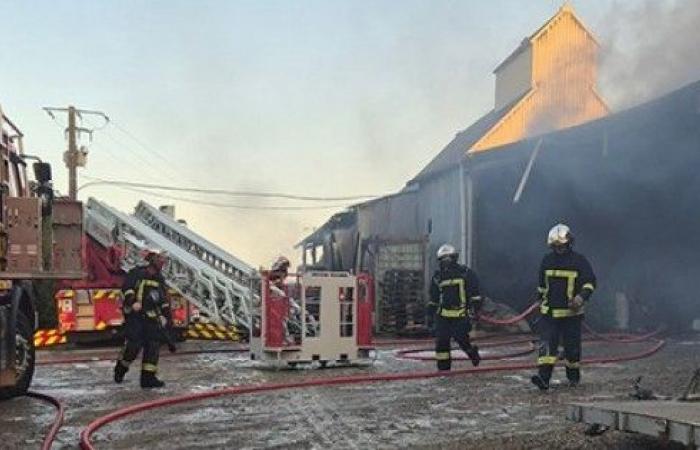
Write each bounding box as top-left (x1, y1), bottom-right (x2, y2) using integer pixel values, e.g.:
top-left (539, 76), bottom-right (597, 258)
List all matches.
top-left (537, 315), bottom-right (582, 383)
top-left (118, 315), bottom-right (161, 373)
top-left (434, 316), bottom-right (475, 371)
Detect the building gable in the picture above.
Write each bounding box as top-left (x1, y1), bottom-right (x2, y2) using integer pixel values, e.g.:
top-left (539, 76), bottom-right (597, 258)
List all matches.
top-left (473, 3), bottom-right (608, 152)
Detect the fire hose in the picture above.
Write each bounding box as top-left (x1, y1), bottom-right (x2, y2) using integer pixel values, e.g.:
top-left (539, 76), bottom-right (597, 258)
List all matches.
top-left (79, 333), bottom-right (665, 450)
top-left (29, 299), bottom-right (664, 449)
top-left (39, 303), bottom-right (542, 367)
top-left (26, 391), bottom-right (65, 450)
top-left (477, 301), bottom-right (540, 325)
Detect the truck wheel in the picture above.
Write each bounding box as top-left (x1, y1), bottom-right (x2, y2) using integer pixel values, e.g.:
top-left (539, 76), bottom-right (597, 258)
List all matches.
top-left (0, 312), bottom-right (35, 400)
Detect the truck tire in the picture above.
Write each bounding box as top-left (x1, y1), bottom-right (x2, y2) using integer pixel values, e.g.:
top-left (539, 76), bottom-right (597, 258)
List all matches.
top-left (0, 312), bottom-right (35, 400)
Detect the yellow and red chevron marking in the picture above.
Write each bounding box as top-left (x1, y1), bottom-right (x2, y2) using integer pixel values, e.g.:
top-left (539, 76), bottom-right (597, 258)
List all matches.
top-left (186, 323), bottom-right (241, 342)
top-left (56, 290), bottom-right (74, 299)
top-left (91, 289), bottom-right (121, 301)
top-left (33, 329), bottom-right (68, 347)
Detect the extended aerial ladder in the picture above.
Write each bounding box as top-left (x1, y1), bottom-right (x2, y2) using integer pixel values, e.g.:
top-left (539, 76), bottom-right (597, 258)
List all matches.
top-left (84, 197), bottom-right (256, 332)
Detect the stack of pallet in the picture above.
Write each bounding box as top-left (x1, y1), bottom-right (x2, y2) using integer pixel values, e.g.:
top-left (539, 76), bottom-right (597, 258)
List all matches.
top-left (378, 269), bottom-right (426, 335)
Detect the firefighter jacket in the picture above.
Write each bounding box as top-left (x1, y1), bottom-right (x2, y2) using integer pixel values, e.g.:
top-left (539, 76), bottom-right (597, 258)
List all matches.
top-left (538, 250), bottom-right (596, 319)
top-left (122, 266), bottom-right (171, 323)
top-left (428, 264), bottom-right (481, 319)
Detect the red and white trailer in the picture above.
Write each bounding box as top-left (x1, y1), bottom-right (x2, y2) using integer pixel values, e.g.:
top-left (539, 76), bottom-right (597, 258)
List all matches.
top-left (250, 271), bottom-right (374, 367)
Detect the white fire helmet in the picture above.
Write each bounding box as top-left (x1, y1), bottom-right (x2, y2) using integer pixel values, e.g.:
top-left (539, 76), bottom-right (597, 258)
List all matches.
top-left (141, 246), bottom-right (166, 261)
top-left (436, 244), bottom-right (458, 260)
top-left (271, 255), bottom-right (291, 271)
top-left (547, 224), bottom-right (573, 247)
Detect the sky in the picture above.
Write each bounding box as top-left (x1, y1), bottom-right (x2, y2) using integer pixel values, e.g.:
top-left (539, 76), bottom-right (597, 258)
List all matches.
top-left (0, 0), bottom-right (694, 267)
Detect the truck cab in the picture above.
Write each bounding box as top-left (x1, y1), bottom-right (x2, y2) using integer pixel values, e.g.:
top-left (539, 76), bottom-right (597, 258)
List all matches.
top-left (0, 103), bottom-right (83, 399)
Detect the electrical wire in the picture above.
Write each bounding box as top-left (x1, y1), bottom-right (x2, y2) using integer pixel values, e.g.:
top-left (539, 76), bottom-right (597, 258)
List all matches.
top-left (78, 175), bottom-right (381, 202)
top-left (109, 120), bottom-right (173, 168)
top-left (117, 185), bottom-right (352, 210)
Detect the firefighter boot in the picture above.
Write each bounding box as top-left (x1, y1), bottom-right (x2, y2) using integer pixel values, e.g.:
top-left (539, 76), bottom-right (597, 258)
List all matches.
top-left (566, 367), bottom-right (581, 387)
top-left (113, 361), bottom-right (129, 384)
top-left (140, 371), bottom-right (165, 389)
top-left (530, 374), bottom-right (550, 391)
top-left (467, 345), bottom-right (481, 367)
top-left (531, 362), bottom-right (554, 391)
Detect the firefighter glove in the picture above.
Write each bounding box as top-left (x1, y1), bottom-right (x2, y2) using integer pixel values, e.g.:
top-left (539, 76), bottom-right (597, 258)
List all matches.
top-left (570, 295), bottom-right (585, 310)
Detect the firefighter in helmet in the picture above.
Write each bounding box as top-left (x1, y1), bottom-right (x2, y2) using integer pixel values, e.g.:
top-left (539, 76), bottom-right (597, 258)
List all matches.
top-left (427, 244), bottom-right (481, 370)
top-left (269, 256), bottom-right (291, 288)
top-left (113, 248), bottom-right (172, 388)
top-left (531, 224), bottom-right (596, 390)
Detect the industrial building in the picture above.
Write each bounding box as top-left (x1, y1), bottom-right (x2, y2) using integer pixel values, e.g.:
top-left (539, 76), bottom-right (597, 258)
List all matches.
top-left (299, 4), bottom-right (700, 332)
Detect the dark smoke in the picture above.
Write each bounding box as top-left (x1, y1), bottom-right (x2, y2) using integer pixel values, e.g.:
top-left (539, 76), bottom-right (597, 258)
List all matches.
top-left (472, 80), bottom-right (700, 331)
top-left (599, 0), bottom-right (700, 109)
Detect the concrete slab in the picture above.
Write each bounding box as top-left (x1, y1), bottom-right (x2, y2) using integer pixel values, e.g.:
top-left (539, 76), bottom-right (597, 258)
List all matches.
top-left (568, 400), bottom-right (700, 448)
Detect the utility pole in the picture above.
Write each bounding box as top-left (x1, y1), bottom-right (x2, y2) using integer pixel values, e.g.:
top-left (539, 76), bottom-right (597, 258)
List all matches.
top-left (67, 106), bottom-right (78, 200)
top-left (43, 106), bottom-right (109, 200)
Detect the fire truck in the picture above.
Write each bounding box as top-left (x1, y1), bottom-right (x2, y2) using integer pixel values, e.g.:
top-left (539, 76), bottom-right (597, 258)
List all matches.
top-left (53, 239), bottom-right (191, 343)
top-left (0, 104), bottom-right (84, 399)
top-left (55, 197), bottom-right (259, 340)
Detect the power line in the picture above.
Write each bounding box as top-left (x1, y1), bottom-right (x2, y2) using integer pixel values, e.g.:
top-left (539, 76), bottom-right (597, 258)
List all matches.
top-left (117, 185), bottom-right (351, 211)
top-left (110, 120), bottom-right (173, 167)
top-left (108, 119), bottom-right (201, 186)
top-left (82, 116), bottom-right (187, 186)
top-left (79, 175), bottom-right (381, 201)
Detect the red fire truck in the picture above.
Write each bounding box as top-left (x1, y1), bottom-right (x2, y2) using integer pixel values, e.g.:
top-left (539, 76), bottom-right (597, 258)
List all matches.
top-left (54, 231), bottom-right (191, 342)
top-left (0, 103), bottom-right (84, 398)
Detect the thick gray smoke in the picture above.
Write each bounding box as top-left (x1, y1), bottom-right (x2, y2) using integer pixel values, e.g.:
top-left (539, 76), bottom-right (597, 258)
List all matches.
top-left (599, 0), bottom-right (700, 109)
top-left (472, 78), bottom-right (700, 332)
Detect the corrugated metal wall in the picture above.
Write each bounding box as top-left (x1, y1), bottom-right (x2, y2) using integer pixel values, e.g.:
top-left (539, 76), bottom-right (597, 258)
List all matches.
top-left (356, 192), bottom-right (421, 242)
top-left (415, 170), bottom-right (462, 277)
top-left (356, 170), bottom-right (463, 278)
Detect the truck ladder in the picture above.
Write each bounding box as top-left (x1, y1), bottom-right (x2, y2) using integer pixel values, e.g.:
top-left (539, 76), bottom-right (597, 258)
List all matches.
top-left (85, 198), bottom-right (254, 331)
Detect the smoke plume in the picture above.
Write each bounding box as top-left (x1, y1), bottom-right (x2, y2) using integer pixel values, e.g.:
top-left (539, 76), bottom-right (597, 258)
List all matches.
top-left (599, 0), bottom-right (700, 109)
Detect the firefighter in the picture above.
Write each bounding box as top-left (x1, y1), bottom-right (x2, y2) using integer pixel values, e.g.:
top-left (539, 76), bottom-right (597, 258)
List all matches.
top-left (269, 256), bottom-right (291, 292)
top-left (531, 224), bottom-right (596, 391)
top-left (113, 248), bottom-right (172, 388)
top-left (427, 244), bottom-right (481, 371)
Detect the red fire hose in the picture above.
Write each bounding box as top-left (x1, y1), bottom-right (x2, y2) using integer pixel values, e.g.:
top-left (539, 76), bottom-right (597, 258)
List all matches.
top-left (26, 391), bottom-right (65, 450)
top-left (78, 334), bottom-right (665, 450)
top-left (478, 302), bottom-right (540, 325)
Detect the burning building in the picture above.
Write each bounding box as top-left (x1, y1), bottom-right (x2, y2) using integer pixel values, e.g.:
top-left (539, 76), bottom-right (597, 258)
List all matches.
top-left (299, 5), bottom-right (700, 332)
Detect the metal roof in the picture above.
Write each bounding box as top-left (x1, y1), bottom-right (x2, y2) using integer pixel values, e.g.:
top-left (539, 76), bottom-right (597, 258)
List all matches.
top-left (409, 93), bottom-right (527, 184)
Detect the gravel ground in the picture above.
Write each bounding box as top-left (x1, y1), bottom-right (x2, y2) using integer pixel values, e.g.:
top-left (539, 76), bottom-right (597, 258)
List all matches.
top-left (0, 335), bottom-right (696, 450)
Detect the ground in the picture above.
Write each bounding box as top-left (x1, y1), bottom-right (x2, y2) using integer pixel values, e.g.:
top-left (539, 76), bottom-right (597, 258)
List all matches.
top-left (1, 335), bottom-right (697, 450)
